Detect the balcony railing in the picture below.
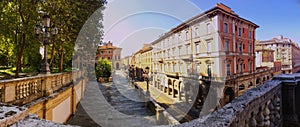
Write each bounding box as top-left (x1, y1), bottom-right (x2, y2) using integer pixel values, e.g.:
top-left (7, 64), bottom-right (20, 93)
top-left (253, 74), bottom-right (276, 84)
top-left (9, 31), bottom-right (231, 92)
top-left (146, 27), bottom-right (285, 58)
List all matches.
top-left (178, 73), bottom-right (300, 126)
top-left (0, 70), bottom-right (85, 105)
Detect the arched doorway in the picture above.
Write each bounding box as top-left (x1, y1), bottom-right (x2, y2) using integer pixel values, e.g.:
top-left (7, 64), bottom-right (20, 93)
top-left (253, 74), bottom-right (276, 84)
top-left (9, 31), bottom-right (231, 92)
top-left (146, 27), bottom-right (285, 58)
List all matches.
top-left (224, 87), bottom-right (235, 104)
top-left (256, 78), bottom-right (260, 85)
top-left (248, 82), bottom-right (253, 88)
top-left (116, 62), bottom-right (119, 70)
top-left (239, 84), bottom-right (245, 91)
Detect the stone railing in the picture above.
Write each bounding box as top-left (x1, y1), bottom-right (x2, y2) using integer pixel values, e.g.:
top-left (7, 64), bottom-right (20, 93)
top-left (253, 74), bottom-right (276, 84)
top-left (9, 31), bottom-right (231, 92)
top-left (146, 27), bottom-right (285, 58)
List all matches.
top-left (0, 70), bottom-right (85, 105)
top-left (173, 73), bottom-right (300, 127)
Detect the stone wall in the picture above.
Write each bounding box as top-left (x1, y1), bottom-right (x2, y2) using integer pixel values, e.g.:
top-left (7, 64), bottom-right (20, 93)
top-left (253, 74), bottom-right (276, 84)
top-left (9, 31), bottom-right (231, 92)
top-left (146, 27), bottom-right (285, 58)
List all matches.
top-left (161, 73), bottom-right (300, 127)
top-left (26, 77), bottom-right (88, 124)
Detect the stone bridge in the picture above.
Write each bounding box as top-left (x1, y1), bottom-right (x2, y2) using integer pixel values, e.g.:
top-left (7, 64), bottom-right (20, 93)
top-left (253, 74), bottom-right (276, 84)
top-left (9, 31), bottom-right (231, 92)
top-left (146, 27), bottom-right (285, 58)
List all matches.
top-left (0, 70), bottom-right (87, 126)
top-left (171, 73), bottom-right (300, 127)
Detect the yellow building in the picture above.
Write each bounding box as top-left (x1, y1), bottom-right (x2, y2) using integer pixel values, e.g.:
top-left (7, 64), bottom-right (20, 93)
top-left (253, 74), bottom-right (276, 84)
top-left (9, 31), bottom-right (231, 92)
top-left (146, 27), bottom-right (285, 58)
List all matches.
top-left (140, 44), bottom-right (153, 73)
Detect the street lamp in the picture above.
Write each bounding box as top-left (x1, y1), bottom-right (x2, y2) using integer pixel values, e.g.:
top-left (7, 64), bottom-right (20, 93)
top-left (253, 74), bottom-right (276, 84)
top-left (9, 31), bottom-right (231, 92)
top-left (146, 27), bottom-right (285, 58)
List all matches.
top-left (34, 14), bottom-right (58, 74)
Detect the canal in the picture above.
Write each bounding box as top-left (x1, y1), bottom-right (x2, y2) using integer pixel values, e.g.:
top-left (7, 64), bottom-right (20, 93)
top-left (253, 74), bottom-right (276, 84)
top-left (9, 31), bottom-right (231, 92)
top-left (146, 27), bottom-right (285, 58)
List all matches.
top-left (67, 70), bottom-right (157, 127)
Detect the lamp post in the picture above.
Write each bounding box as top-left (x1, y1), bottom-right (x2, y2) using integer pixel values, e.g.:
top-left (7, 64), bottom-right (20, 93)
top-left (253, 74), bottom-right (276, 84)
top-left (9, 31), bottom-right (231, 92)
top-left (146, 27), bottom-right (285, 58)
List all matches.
top-left (34, 14), bottom-right (58, 74)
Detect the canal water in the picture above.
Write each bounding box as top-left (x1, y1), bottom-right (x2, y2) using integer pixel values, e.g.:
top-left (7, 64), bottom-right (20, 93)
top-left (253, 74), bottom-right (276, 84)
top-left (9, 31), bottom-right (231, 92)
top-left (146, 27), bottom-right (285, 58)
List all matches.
top-left (67, 70), bottom-right (157, 127)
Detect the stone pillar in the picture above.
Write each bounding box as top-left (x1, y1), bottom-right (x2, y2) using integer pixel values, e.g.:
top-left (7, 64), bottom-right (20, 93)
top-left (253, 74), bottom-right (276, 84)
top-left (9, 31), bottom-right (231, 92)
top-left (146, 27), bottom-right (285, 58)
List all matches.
top-left (282, 82), bottom-right (300, 126)
top-left (167, 85), bottom-right (170, 95)
top-left (178, 85), bottom-right (181, 101)
top-left (172, 84), bottom-right (175, 98)
top-left (156, 106), bottom-right (165, 125)
top-left (41, 75), bottom-right (53, 97)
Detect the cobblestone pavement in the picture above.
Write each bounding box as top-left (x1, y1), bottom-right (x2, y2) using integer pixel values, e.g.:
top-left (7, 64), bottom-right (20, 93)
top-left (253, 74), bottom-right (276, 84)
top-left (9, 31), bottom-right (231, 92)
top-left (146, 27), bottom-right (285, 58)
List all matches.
top-left (67, 70), bottom-right (157, 127)
top-left (66, 103), bottom-right (101, 127)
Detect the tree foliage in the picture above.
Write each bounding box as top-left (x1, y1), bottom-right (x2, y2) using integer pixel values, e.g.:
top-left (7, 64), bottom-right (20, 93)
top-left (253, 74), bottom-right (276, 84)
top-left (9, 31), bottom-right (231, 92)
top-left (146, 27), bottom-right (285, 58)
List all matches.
top-left (95, 59), bottom-right (112, 78)
top-left (0, 0), bottom-right (106, 77)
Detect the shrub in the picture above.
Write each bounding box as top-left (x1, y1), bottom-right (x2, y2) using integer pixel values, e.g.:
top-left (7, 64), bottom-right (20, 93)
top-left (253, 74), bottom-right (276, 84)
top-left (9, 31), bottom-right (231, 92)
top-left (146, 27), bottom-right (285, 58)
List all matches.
top-left (95, 58), bottom-right (112, 78)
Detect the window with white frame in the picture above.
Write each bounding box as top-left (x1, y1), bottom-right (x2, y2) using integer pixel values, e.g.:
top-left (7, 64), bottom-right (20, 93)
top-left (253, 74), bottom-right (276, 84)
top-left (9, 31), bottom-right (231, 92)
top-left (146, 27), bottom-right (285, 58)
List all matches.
top-left (186, 30), bottom-right (189, 40)
top-left (186, 44), bottom-right (191, 54)
top-left (173, 64), bottom-right (176, 72)
top-left (195, 42), bottom-right (200, 53)
top-left (248, 31), bottom-right (252, 38)
top-left (249, 43), bottom-right (252, 53)
top-left (179, 63), bottom-right (182, 73)
top-left (194, 27), bottom-right (198, 37)
top-left (238, 28), bottom-right (242, 36)
top-left (225, 40), bottom-right (230, 52)
top-left (226, 64), bottom-right (231, 76)
top-left (207, 23), bottom-right (211, 34)
top-left (207, 41), bottom-right (212, 52)
top-left (196, 64), bottom-right (200, 73)
top-left (249, 61), bottom-right (253, 72)
top-left (179, 46), bottom-right (182, 56)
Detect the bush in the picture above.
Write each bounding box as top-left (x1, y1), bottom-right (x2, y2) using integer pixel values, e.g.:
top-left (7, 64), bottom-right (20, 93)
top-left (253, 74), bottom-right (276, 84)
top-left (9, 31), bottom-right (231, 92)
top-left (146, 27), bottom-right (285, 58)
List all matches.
top-left (95, 58), bottom-right (112, 78)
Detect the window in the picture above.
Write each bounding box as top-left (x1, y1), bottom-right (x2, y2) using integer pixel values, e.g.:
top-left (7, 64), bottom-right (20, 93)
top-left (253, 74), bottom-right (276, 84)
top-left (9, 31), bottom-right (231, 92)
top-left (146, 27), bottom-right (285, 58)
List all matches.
top-left (226, 64), bottom-right (231, 76)
top-left (186, 44), bottom-right (191, 54)
top-left (195, 43), bottom-right (200, 53)
top-left (207, 23), bottom-right (211, 34)
top-left (207, 64), bottom-right (212, 77)
top-left (179, 46), bottom-right (182, 56)
top-left (194, 27), bottom-right (198, 37)
top-left (225, 40), bottom-right (230, 52)
top-left (108, 57), bottom-right (110, 60)
top-left (249, 61), bottom-right (253, 72)
top-left (238, 28), bottom-right (242, 36)
top-left (173, 64), bottom-right (176, 72)
top-left (224, 23), bottom-right (228, 33)
top-left (239, 43), bottom-right (243, 53)
top-left (179, 63), bottom-right (182, 73)
top-left (240, 64), bottom-right (243, 73)
top-left (249, 43), bottom-right (252, 53)
top-left (207, 42), bottom-right (212, 52)
top-left (187, 64), bottom-right (190, 74)
top-left (248, 31), bottom-right (252, 38)
top-left (186, 30), bottom-right (189, 40)
top-left (172, 48), bottom-right (175, 56)
top-left (196, 64), bottom-right (200, 73)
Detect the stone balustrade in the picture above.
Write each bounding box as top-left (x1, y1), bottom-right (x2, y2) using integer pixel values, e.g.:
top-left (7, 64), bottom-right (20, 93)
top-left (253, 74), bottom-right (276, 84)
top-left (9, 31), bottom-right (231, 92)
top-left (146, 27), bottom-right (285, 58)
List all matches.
top-left (0, 70), bottom-right (85, 105)
top-left (171, 73), bottom-right (300, 127)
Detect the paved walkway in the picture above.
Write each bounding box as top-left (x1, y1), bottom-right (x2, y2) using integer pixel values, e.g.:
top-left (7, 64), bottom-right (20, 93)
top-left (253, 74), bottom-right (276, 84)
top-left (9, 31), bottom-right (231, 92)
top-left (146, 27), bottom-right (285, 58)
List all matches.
top-left (67, 103), bottom-right (101, 127)
top-left (70, 70), bottom-right (157, 127)
top-left (134, 82), bottom-right (177, 105)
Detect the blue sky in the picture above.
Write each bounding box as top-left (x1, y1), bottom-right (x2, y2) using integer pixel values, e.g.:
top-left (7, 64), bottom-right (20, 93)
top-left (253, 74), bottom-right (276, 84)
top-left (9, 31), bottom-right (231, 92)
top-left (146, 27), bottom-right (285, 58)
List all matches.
top-left (103, 0), bottom-right (300, 57)
top-left (191, 0), bottom-right (300, 42)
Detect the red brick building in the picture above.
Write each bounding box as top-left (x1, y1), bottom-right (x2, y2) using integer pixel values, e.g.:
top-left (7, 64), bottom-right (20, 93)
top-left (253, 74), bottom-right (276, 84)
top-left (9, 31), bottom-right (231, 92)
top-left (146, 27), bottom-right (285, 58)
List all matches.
top-left (96, 41), bottom-right (122, 70)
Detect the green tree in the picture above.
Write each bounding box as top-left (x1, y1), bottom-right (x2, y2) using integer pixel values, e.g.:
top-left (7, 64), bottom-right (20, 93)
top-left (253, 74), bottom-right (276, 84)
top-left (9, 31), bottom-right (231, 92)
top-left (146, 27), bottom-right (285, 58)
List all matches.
top-left (95, 59), bottom-right (112, 78)
top-left (0, 0), bottom-right (106, 77)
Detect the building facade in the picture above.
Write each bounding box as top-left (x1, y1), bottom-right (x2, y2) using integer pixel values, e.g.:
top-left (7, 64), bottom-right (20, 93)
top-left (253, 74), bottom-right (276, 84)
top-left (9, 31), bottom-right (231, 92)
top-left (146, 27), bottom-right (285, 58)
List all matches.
top-left (150, 3), bottom-right (268, 107)
top-left (120, 55), bottom-right (132, 70)
top-left (96, 41), bottom-right (122, 70)
top-left (257, 35), bottom-right (300, 74)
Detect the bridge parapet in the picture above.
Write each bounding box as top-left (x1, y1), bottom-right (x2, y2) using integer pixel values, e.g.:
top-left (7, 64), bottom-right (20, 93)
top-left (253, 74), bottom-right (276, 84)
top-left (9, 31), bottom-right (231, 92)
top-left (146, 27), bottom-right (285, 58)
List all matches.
top-left (0, 70), bottom-right (85, 105)
top-left (175, 75), bottom-right (300, 127)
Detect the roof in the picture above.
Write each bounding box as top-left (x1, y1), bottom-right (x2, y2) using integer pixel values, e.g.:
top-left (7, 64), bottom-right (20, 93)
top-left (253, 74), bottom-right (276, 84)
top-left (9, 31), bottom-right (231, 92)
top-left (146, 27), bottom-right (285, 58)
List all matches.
top-left (98, 45), bottom-right (122, 50)
top-left (151, 3), bottom-right (259, 45)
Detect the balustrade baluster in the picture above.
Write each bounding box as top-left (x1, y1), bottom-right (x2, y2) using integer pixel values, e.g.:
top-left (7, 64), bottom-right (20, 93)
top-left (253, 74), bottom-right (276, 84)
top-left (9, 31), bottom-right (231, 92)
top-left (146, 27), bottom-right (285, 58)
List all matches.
top-left (256, 107), bottom-right (264, 127)
top-left (263, 101), bottom-right (271, 126)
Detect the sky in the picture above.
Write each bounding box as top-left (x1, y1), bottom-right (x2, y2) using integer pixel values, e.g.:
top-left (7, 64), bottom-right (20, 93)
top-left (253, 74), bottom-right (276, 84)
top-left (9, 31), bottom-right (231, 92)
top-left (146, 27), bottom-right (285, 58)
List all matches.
top-left (102, 0), bottom-right (300, 57)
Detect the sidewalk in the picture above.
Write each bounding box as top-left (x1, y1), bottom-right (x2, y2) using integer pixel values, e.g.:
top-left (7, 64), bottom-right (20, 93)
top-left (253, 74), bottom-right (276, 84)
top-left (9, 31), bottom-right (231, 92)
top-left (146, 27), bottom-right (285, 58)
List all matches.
top-left (135, 82), bottom-right (178, 105)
